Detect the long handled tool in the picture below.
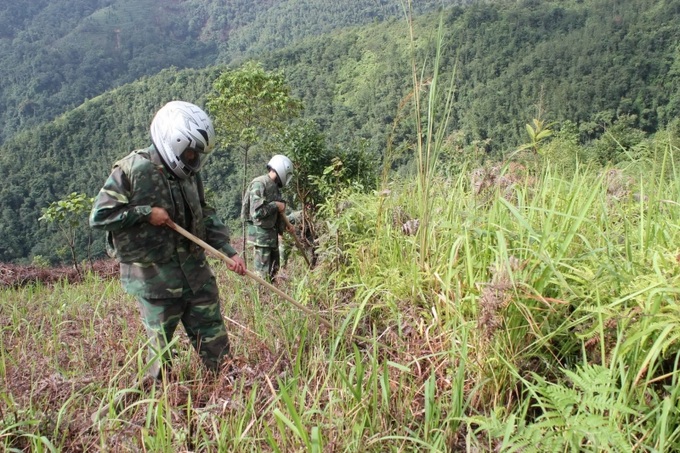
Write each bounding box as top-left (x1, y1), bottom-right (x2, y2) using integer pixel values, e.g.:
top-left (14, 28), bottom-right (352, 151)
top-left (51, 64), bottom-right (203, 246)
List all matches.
top-left (281, 214), bottom-right (311, 268)
top-left (167, 220), bottom-right (330, 329)
top-left (167, 221), bottom-right (395, 352)
top-left (92, 221), bottom-right (385, 424)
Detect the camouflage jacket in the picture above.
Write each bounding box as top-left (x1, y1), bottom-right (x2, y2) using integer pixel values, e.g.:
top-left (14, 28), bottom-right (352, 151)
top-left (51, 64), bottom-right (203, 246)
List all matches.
top-left (89, 145), bottom-right (237, 298)
top-left (241, 174), bottom-right (283, 247)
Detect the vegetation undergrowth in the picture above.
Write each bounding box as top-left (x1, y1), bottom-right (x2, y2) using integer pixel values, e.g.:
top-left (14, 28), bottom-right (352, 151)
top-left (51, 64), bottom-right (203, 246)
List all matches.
top-left (4, 3), bottom-right (680, 451)
top-left (317, 132), bottom-right (680, 451)
top-left (3, 135), bottom-right (680, 451)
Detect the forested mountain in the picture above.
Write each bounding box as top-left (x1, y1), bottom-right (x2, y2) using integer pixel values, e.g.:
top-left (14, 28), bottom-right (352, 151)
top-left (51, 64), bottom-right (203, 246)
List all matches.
top-left (0, 67), bottom-right (221, 262)
top-left (267, 0), bottom-right (680, 160)
top-left (2, 0), bottom-right (680, 264)
top-left (0, 0), bottom-right (462, 145)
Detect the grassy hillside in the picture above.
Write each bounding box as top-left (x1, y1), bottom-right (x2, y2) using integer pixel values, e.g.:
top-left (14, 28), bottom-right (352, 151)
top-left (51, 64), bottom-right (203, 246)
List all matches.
top-left (4, 0), bottom-right (680, 450)
top-left (3, 131), bottom-right (680, 450)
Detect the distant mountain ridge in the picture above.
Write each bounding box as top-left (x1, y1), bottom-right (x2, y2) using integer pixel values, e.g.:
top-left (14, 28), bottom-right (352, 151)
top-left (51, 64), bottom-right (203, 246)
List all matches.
top-left (0, 0), bottom-right (463, 145)
top-left (2, 0), bottom-right (680, 264)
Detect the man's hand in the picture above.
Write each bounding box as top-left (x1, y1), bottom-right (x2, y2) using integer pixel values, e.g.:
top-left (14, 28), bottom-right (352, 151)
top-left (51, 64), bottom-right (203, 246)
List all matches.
top-left (149, 207), bottom-right (170, 226)
top-left (228, 254), bottom-right (246, 276)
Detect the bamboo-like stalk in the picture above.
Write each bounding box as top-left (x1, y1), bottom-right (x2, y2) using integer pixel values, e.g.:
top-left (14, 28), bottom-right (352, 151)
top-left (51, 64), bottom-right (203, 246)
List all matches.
top-left (281, 214), bottom-right (312, 268)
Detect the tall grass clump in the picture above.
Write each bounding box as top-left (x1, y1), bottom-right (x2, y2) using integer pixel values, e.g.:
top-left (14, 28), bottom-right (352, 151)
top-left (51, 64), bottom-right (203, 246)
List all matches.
top-left (311, 135), bottom-right (680, 450)
top-left (400, 0), bottom-right (457, 268)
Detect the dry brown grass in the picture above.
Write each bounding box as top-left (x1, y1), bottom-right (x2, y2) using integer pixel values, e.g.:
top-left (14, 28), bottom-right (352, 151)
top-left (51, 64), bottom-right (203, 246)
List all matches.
top-left (0, 260), bottom-right (302, 451)
top-left (0, 259), bottom-right (118, 288)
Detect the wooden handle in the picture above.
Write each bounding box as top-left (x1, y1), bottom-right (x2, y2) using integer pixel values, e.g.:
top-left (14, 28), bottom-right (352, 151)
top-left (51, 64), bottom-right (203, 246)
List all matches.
top-left (167, 221), bottom-right (394, 351)
top-left (166, 220), bottom-right (331, 329)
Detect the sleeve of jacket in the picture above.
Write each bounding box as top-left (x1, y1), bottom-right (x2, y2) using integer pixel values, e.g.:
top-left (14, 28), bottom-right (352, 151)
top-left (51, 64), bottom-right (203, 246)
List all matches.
top-left (89, 167), bottom-right (152, 231)
top-left (249, 180), bottom-right (279, 221)
top-left (197, 174), bottom-right (238, 257)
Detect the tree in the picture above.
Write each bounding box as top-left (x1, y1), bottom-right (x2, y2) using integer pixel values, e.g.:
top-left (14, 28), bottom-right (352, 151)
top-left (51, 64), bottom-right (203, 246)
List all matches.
top-left (207, 61), bottom-right (302, 251)
top-left (280, 120), bottom-right (376, 265)
top-left (39, 192), bottom-right (93, 273)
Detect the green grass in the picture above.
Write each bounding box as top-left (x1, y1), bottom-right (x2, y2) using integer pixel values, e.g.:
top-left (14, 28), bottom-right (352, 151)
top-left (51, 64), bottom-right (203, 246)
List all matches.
top-left (5, 141), bottom-right (680, 451)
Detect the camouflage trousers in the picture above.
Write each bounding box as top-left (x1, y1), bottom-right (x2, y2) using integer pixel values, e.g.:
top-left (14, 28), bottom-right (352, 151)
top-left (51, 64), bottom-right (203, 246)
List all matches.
top-left (252, 245), bottom-right (280, 282)
top-left (135, 277), bottom-right (229, 379)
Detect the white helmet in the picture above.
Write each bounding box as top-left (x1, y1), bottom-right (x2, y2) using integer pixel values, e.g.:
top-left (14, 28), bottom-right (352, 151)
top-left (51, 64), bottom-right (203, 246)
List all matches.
top-left (267, 154), bottom-right (293, 187)
top-left (150, 101), bottom-right (216, 179)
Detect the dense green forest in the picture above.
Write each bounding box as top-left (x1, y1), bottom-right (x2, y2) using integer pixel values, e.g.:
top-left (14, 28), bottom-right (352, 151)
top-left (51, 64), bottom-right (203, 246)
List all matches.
top-left (0, 0), bottom-right (461, 145)
top-left (2, 0), bottom-right (680, 264)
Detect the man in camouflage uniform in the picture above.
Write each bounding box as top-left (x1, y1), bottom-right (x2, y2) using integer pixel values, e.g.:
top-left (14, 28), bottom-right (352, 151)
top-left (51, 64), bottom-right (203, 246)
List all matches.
top-left (90, 101), bottom-right (246, 380)
top-left (242, 155), bottom-right (295, 282)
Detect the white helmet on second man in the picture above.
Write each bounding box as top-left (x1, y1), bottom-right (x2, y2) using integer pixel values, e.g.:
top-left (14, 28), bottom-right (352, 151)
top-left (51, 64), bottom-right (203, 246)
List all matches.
top-left (267, 154), bottom-right (294, 187)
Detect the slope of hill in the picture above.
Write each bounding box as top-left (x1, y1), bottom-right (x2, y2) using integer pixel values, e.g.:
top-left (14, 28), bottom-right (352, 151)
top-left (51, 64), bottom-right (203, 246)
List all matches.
top-left (3, 136), bottom-right (680, 450)
top-left (268, 0), bottom-right (680, 155)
